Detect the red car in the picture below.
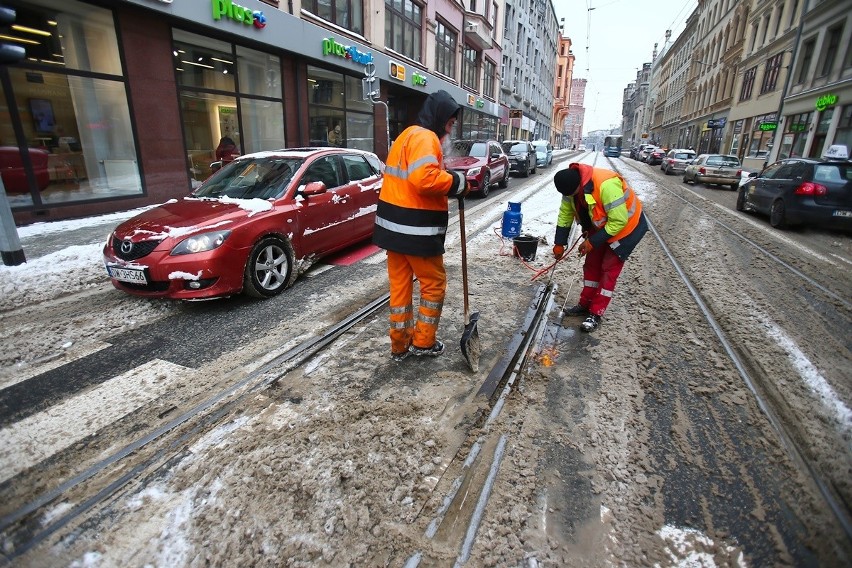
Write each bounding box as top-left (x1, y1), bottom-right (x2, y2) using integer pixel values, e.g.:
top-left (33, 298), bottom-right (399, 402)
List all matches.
top-left (103, 147), bottom-right (384, 300)
top-left (444, 139), bottom-right (510, 197)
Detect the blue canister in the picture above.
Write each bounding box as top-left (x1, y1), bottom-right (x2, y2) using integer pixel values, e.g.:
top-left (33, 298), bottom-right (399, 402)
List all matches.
top-left (501, 202), bottom-right (522, 238)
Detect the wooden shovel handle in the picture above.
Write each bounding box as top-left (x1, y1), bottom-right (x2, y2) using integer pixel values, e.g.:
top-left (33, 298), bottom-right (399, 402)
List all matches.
top-left (458, 197), bottom-right (470, 325)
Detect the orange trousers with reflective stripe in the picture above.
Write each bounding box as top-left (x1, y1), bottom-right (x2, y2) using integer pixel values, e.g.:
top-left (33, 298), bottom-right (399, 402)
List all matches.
top-left (386, 250), bottom-right (446, 354)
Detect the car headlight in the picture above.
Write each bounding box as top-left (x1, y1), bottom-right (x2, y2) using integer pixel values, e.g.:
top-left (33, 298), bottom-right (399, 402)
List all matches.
top-left (466, 167), bottom-right (482, 177)
top-left (171, 230), bottom-right (232, 255)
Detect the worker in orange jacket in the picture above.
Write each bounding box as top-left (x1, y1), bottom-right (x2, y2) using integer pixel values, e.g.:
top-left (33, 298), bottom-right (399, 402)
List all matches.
top-left (373, 90), bottom-right (470, 361)
top-left (552, 164), bottom-right (648, 332)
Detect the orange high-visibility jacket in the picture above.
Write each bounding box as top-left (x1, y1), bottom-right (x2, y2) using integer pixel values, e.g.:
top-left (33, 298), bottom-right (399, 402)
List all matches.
top-left (373, 125), bottom-right (465, 256)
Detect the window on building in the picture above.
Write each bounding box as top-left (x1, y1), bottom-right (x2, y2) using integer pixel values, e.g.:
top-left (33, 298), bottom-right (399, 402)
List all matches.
top-left (175, 31), bottom-right (285, 186)
top-left (2, 0), bottom-right (141, 209)
top-left (740, 66), bottom-right (757, 101)
top-left (789, 0), bottom-right (798, 28)
top-left (385, 0), bottom-right (422, 62)
top-left (306, 0), bottom-right (364, 35)
top-left (491, 2), bottom-right (498, 37)
top-left (818, 25), bottom-right (843, 77)
top-left (307, 66), bottom-right (375, 152)
top-left (435, 21), bottom-right (457, 78)
top-left (483, 58), bottom-right (496, 98)
top-left (796, 38), bottom-right (815, 84)
top-left (462, 45), bottom-right (479, 90)
top-left (834, 105), bottom-right (852, 150)
top-left (470, 0), bottom-right (477, 11)
top-left (777, 111), bottom-right (812, 159)
top-left (760, 52), bottom-right (784, 94)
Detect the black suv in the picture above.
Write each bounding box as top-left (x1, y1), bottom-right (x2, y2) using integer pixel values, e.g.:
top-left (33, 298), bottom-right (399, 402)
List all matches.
top-left (501, 140), bottom-right (536, 177)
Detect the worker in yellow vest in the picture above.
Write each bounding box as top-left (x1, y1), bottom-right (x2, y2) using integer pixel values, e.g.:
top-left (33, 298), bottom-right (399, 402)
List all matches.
top-left (552, 163), bottom-right (648, 332)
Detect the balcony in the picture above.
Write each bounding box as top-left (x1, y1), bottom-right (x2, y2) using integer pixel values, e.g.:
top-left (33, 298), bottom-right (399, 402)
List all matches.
top-left (464, 13), bottom-right (493, 51)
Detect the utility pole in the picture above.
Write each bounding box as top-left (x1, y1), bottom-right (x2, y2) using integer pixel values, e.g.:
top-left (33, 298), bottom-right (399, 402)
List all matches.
top-left (0, 3), bottom-right (26, 266)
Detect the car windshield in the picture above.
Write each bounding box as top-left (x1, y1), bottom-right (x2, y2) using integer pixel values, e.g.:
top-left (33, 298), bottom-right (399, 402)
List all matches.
top-left (503, 143), bottom-right (527, 154)
top-left (195, 157), bottom-right (302, 200)
top-left (448, 141), bottom-right (487, 158)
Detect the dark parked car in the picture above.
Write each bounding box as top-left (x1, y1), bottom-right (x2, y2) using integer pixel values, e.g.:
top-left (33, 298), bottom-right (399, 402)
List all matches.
top-left (736, 146), bottom-right (852, 229)
top-left (683, 154), bottom-right (742, 190)
top-left (661, 149), bottom-right (696, 175)
top-left (444, 139), bottom-right (509, 197)
top-left (104, 147), bottom-right (384, 300)
top-left (647, 147), bottom-right (667, 166)
top-left (501, 140), bottom-right (536, 177)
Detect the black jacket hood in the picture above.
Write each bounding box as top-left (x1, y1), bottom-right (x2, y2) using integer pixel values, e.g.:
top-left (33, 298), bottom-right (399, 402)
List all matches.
top-left (416, 90), bottom-right (461, 139)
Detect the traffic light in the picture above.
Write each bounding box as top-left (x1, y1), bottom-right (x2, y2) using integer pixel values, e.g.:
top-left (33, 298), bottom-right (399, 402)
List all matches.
top-left (0, 4), bottom-right (26, 65)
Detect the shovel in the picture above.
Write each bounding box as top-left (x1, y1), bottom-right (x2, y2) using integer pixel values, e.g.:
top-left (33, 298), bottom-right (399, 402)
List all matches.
top-left (457, 196), bottom-right (481, 372)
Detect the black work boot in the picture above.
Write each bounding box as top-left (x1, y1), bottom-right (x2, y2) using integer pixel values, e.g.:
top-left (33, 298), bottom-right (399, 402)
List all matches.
top-left (580, 314), bottom-right (602, 332)
top-left (410, 340), bottom-right (445, 357)
top-left (563, 304), bottom-right (589, 317)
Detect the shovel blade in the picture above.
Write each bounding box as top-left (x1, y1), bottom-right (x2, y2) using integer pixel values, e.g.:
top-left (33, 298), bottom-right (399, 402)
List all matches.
top-left (460, 311), bottom-right (481, 373)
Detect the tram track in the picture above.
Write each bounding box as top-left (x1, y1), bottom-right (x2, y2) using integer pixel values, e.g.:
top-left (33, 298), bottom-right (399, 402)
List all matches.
top-left (605, 155), bottom-right (852, 540)
top-left (0, 277), bottom-right (559, 564)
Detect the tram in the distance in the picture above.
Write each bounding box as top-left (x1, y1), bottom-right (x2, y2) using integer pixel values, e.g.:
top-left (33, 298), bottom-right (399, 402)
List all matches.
top-left (603, 135), bottom-right (623, 158)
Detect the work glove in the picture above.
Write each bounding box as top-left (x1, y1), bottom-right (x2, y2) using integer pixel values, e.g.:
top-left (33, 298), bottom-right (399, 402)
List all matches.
top-left (460, 180), bottom-right (472, 198)
top-left (552, 244), bottom-right (565, 259)
top-left (578, 240), bottom-right (593, 256)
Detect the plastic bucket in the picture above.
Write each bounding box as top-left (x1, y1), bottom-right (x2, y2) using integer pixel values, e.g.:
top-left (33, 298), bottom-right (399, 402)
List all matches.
top-left (512, 234), bottom-right (538, 261)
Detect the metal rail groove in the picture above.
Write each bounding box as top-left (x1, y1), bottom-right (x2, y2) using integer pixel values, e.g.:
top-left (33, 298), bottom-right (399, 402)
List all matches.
top-left (0, 292), bottom-right (391, 561)
top-left (609, 160), bottom-right (852, 540)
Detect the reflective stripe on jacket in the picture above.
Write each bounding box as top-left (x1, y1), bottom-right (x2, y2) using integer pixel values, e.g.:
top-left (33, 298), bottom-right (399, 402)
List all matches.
top-left (373, 125), bottom-right (464, 256)
top-left (555, 164), bottom-right (646, 260)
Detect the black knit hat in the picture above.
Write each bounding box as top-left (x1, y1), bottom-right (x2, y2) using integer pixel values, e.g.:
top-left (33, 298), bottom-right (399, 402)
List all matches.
top-left (554, 167), bottom-right (581, 196)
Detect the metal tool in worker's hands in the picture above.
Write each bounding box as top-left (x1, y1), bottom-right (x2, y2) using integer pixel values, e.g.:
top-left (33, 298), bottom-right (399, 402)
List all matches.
top-left (457, 195), bottom-right (480, 372)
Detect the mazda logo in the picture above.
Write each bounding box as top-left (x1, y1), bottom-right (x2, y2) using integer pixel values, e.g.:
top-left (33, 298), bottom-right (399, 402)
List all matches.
top-left (120, 240), bottom-right (133, 254)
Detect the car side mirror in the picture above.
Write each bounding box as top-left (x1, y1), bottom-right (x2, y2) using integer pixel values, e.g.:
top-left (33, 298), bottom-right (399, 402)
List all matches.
top-left (300, 181), bottom-right (327, 196)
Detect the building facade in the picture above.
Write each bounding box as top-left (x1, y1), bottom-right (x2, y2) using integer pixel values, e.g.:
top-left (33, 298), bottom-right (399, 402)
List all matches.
top-left (565, 77), bottom-right (586, 149)
top-left (552, 33), bottom-right (574, 148)
top-left (498, 0), bottom-right (559, 141)
top-left (2, 0), bottom-right (504, 225)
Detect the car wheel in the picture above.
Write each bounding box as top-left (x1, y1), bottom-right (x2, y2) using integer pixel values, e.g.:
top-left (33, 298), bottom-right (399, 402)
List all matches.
top-left (498, 169), bottom-right (509, 189)
top-left (522, 161), bottom-right (530, 178)
top-left (769, 199), bottom-right (788, 229)
top-left (683, 174), bottom-right (691, 184)
top-left (735, 188), bottom-right (747, 211)
top-left (479, 172), bottom-right (491, 197)
top-left (730, 183), bottom-right (738, 191)
top-left (243, 236), bottom-right (294, 298)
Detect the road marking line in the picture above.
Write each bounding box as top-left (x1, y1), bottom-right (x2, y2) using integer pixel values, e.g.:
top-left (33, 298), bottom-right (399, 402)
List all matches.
top-left (0, 359), bottom-right (194, 485)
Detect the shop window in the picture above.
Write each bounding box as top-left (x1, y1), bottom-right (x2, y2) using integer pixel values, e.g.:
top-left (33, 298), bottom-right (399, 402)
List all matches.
top-left (173, 32), bottom-right (236, 92)
top-left (2, 0), bottom-right (140, 208)
top-left (174, 30), bottom-right (285, 187)
top-left (834, 105), bottom-right (852, 150)
top-left (237, 47), bottom-right (282, 99)
top-left (7, 0), bottom-right (122, 75)
top-left (307, 65), bottom-right (374, 150)
top-left (807, 108), bottom-right (834, 159)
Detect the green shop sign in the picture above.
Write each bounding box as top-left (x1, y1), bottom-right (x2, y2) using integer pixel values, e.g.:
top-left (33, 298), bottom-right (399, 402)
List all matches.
top-left (322, 38), bottom-right (374, 66)
top-left (758, 121), bottom-right (777, 131)
top-left (412, 72), bottom-right (427, 87)
top-left (212, 0), bottom-right (267, 28)
top-left (815, 93), bottom-right (838, 111)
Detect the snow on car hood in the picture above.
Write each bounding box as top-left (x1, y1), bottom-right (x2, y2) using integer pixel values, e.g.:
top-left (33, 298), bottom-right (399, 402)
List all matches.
top-left (444, 155), bottom-right (486, 170)
top-left (114, 197), bottom-right (273, 242)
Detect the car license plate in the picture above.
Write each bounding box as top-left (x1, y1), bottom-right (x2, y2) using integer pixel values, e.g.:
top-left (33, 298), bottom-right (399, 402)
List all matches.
top-left (107, 265), bottom-right (148, 284)
top-left (834, 210), bottom-right (852, 218)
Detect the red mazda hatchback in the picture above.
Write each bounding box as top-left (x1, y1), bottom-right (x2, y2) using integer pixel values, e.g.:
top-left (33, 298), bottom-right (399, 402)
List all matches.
top-left (103, 147), bottom-right (384, 300)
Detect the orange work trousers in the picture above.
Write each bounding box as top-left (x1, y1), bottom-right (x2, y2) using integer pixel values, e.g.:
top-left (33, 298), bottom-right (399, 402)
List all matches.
top-left (386, 250), bottom-right (446, 354)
